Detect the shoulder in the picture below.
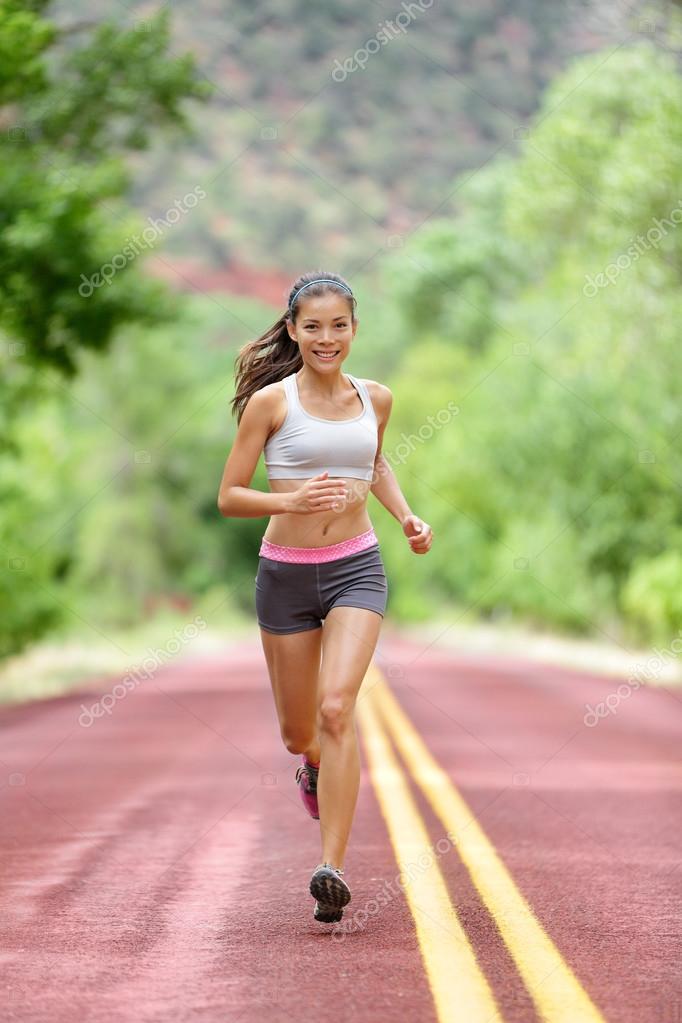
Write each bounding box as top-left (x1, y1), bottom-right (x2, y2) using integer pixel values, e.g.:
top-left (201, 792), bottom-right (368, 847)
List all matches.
top-left (247, 376), bottom-right (289, 410)
top-left (358, 378), bottom-right (392, 417)
top-left (241, 377), bottom-right (288, 434)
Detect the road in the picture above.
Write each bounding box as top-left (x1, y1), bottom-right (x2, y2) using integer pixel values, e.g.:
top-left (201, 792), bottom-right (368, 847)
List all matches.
top-left (1, 627), bottom-right (680, 1022)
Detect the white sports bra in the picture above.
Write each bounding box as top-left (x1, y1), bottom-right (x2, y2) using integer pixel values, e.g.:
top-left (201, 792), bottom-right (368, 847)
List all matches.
top-left (263, 372), bottom-right (378, 481)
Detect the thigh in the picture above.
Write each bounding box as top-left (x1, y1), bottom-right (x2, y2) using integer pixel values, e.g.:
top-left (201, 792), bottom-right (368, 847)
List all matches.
top-left (259, 625), bottom-right (323, 735)
top-left (255, 557), bottom-right (323, 634)
top-left (319, 546), bottom-right (388, 622)
top-left (317, 605), bottom-right (383, 711)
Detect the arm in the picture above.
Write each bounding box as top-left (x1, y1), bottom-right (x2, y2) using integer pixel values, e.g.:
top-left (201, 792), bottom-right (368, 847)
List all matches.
top-left (217, 386), bottom-right (349, 518)
top-left (217, 388), bottom-right (292, 518)
top-left (371, 453), bottom-right (411, 523)
top-left (368, 384), bottom-right (411, 524)
top-left (367, 381), bottom-right (434, 554)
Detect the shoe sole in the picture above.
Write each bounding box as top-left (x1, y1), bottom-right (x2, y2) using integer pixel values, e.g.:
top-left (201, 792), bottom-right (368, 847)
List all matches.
top-left (310, 867), bottom-right (352, 915)
top-left (314, 900), bottom-right (344, 923)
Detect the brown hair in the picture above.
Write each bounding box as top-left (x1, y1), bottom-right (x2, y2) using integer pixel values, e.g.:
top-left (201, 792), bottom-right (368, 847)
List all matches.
top-left (231, 270), bottom-right (357, 422)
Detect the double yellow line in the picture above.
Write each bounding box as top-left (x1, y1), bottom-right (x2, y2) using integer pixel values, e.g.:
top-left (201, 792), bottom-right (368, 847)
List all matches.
top-left (356, 664), bottom-right (607, 1023)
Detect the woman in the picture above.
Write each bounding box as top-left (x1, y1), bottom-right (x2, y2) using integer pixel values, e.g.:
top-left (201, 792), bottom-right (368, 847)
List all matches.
top-left (217, 271), bottom-right (433, 924)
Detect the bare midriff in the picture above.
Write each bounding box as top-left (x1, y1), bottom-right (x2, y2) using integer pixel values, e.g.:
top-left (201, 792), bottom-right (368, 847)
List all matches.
top-left (262, 476), bottom-right (373, 547)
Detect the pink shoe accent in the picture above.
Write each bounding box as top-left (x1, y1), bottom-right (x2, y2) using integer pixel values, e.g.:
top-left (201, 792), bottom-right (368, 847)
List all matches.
top-left (296, 755), bottom-right (320, 819)
top-left (259, 527), bottom-right (378, 564)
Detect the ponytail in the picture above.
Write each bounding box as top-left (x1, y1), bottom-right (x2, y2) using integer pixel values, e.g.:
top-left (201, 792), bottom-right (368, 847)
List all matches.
top-left (231, 313), bottom-right (301, 423)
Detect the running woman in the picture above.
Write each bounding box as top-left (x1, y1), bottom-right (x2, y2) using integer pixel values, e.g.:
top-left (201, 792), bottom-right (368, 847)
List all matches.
top-left (217, 271), bottom-right (433, 923)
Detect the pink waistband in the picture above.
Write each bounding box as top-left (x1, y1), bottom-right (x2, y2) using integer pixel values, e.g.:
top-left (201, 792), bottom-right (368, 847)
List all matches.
top-left (259, 527), bottom-right (379, 564)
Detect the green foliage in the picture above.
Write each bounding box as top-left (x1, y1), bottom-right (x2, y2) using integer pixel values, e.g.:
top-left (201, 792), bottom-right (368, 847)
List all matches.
top-left (4, 14), bottom-right (682, 664)
top-left (383, 159), bottom-right (528, 354)
top-left (380, 42), bottom-right (682, 642)
top-left (34, 13), bottom-right (210, 157)
top-left (0, 154), bottom-right (174, 373)
top-left (0, 2), bottom-right (210, 374)
top-left (506, 43), bottom-right (682, 263)
top-left (45, 295), bottom-right (267, 629)
top-left (623, 550), bottom-right (682, 645)
top-left (0, 2), bottom-right (53, 103)
top-left (0, 1), bottom-right (208, 657)
top-left (0, 389), bottom-right (66, 657)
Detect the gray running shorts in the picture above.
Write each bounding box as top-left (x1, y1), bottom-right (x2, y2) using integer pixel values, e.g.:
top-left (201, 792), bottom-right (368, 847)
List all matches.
top-left (255, 544), bottom-right (387, 635)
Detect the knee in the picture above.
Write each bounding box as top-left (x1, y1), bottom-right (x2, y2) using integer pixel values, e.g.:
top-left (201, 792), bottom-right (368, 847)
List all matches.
top-left (317, 698), bottom-right (353, 740)
top-left (281, 729), bottom-right (315, 755)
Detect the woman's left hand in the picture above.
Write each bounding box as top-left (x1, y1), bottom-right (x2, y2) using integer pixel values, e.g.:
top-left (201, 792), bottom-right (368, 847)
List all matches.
top-left (401, 514), bottom-right (433, 554)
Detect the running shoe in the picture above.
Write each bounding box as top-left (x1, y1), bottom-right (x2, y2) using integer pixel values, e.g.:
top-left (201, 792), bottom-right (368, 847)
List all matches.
top-left (295, 755), bottom-right (320, 819)
top-left (310, 862), bottom-right (351, 923)
top-left (313, 899), bottom-right (344, 924)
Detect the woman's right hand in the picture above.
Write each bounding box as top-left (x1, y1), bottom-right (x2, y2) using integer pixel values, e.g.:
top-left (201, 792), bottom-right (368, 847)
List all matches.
top-left (286, 471), bottom-right (350, 514)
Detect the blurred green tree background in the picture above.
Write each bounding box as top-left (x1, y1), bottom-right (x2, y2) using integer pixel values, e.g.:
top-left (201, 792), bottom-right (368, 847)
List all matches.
top-left (2, 0), bottom-right (682, 673)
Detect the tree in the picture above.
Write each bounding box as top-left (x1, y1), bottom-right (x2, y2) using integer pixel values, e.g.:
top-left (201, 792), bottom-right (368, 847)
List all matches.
top-left (0, 1), bottom-right (209, 658)
top-left (379, 42), bottom-right (682, 641)
top-left (0, 1), bottom-right (210, 375)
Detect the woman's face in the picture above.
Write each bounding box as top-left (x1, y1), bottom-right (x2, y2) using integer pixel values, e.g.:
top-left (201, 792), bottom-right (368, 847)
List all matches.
top-left (287, 293), bottom-right (357, 370)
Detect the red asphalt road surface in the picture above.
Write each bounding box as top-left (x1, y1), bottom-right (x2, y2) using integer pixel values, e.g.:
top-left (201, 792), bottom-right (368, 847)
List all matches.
top-left (1, 626), bottom-right (680, 1022)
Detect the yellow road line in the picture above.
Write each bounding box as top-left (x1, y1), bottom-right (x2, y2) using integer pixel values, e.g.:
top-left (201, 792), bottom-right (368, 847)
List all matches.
top-left (356, 682), bottom-right (504, 1023)
top-left (364, 664), bottom-right (608, 1023)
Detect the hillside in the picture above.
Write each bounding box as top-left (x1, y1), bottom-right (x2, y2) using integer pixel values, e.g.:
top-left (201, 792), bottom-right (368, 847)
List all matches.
top-left (55, 0), bottom-right (612, 285)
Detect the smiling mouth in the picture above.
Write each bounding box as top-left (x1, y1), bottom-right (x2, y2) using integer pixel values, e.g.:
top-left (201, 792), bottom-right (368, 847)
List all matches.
top-left (313, 351), bottom-right (340, 360)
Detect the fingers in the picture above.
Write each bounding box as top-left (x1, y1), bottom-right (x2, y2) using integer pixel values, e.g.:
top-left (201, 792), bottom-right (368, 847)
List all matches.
top-left (309, 481), bottom-right (349, 500)
top-left (408, 524), bottom-right (433, 553)
top-left (314, 497), bottom-right (348, 510)
top-left (309, 478), bottom-right (347, 491)
top-left (307, 482), bottom-right (350, 511)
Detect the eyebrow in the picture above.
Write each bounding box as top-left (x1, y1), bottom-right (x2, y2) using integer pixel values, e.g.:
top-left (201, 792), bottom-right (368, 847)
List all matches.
top-left (301, 315), bottom-right (348, 323)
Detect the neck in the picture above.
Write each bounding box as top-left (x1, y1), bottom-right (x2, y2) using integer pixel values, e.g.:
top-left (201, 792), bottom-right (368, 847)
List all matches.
top-left (297, 366), bottom-right (346, 398)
